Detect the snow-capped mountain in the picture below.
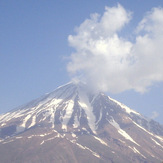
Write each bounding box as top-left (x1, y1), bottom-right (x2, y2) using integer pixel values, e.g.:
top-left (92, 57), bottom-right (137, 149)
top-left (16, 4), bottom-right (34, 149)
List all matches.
top-left (0, 82), bottom-right (163, 163)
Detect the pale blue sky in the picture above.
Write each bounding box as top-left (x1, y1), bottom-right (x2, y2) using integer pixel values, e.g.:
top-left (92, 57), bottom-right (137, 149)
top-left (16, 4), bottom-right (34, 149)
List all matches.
top-left (0, 0), bottom-right (163, 124)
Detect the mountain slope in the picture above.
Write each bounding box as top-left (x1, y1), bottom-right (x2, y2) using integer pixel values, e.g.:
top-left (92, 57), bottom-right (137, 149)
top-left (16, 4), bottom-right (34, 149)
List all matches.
top-left (0, 82), bottom-right (163, 163)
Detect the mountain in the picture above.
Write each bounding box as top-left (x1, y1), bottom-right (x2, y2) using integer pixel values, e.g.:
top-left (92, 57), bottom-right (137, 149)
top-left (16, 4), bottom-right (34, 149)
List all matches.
top-left (0, 82), bottom-right (163, 163)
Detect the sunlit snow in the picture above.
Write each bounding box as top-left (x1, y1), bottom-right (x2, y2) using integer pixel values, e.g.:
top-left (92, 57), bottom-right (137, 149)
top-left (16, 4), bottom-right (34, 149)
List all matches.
top-left (109, 117), bottom-right (139, 146)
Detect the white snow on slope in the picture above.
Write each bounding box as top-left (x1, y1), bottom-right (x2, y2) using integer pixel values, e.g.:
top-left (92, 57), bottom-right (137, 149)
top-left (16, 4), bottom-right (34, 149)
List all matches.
top-left (132, 120), bottom-right (163, 143)
top-left (109, 97), bottom-right (140, 115)
top-left (151, 138), bottom-right (163, 148)
top-left (20, 114), bottom-right (31, 128)
top-left (73, 115), bottom-right (80, 128)
top-left (0, 97), bottom-right (64, 130)
top-left (28, 115), bottom-right (36, 128)
top-left (0, 111), bottom-right (25, 124)
top-left (0, 113), bottom-right (10, 122)
top-left (109, 117), bottom-right (139, 146)
top-left (128, 146), bottom-right (146, 158)
top-left (95, 110), bottom-right (102, 128)
top-left (62, 100), bottom-right (74, 131)
top-left (27, 132), bottom-right (52, 139)
top-left (93, 136), bottom-right (108, 146)
top-left (78, 89), bottom-right (96, 134)
top-left (49, 108), bottom-right (55, 128)
top-left (2, 139), bottom-right (14, 144)
top-left (70, 140), bottom-right (100, 158)
top-left (40, 134), bottom-right (60, 145)
top-left (71, 133), bottom-right (77, 138)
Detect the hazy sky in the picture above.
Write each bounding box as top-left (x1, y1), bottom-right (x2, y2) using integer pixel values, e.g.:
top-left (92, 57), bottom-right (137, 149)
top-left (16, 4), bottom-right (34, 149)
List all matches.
top-left (0, 0), bottom-right (163, 124)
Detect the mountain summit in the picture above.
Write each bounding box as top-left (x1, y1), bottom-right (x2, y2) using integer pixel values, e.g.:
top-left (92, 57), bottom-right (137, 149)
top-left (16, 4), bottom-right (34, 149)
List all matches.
top-left (0, 82), bottom-right (163, 163)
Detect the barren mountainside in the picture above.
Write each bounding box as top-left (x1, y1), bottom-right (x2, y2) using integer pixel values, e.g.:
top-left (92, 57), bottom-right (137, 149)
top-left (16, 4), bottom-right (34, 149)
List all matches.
top-left (0, 82), bottom-right (163, 163)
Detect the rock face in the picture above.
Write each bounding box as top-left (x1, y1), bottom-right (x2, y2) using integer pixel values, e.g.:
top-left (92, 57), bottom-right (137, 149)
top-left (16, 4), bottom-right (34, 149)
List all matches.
top-left (0, 82), bottom-right (163, 163)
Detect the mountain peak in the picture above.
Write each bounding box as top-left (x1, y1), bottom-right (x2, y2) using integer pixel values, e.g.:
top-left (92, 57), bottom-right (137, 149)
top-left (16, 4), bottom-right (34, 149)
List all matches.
top-left (0, 82), bottom-right (163, 162)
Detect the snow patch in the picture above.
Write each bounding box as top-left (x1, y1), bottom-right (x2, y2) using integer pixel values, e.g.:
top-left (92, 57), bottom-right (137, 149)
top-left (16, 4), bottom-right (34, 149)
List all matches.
top-left (109, 118), bottom-right (139, 146)
top-left (154, 135), bottom-right (163, 143)
top-left (40, 140), bottom-right (45, 145)
top-left (78, 89), bottom-right (97, 134)
top-left (93, 136), bottom-right (108, 146)
top-left (151, 138), bottom-right (163, 148)
top-left (128, 146), bottom-right (146, 158)
top-left (62, 99), bottom-right (74, 131)
top-left (20, 114), bottom-right (31, 128)
top-left (73, 142), bottom-right (100, 158)
top-left (73, 115), bottom-right (80, 128)
top-left (49, 108), bottom-right (55, 129)
top-left (118, 139), bottom-right (125, 144)
top-left (71, 133), bottom-right (77, 138)
top-left (0, 123), bottom-right (6, 127)
top-left (15, 136), bottom-right (23, 139)
top-left (109, 97), bottom-right (140, 115)
top-left (27, 131), bottom-right (53, 139)
top-left (2, 139), bottom-right (14, 144)
top-left (28, 115), bottom-right (36, 128)
top-left (132, 120), bottom-right (163, 143)
top-left (95, 110), bottom-right (102, 127)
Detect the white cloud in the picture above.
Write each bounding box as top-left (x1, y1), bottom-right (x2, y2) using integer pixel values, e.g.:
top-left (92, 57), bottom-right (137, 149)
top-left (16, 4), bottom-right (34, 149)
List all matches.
top-left (67, 4), bottom-right (163, 94)
top-left (132, 7), bottom-right (163, 92)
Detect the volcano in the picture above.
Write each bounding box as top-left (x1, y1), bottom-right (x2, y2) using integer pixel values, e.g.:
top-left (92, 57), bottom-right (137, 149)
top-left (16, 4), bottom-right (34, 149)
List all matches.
top-left (0, 82), bottom-right (163, 163)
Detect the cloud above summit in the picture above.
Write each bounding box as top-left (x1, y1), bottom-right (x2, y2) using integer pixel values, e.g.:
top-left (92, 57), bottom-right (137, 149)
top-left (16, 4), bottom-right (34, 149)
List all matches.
top-left (67, 4), bottom-right (163, 93)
